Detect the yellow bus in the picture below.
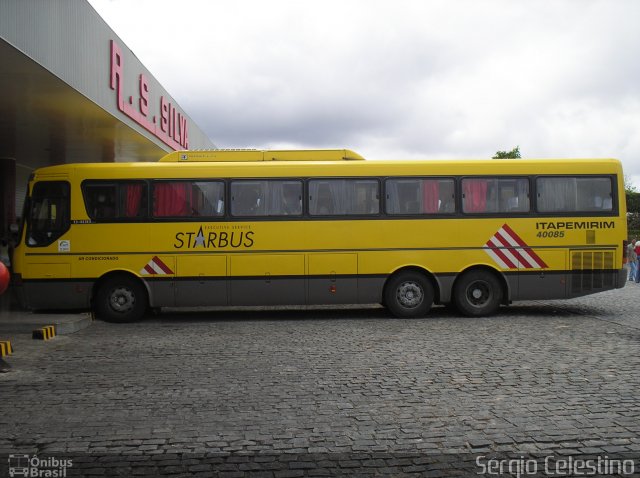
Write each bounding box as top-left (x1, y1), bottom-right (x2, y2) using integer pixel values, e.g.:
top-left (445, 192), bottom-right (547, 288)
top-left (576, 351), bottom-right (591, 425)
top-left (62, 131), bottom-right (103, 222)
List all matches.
top-left (11, 149), bottom-right (628, 322)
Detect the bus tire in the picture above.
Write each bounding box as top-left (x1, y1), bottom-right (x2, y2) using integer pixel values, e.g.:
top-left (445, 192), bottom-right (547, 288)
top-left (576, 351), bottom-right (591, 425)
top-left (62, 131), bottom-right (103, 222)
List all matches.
top-left (384, 271), bottom-right (433, 318)
top-left (453, 270), bottom-right (502, 317)
top-left (95, 274), bottom-right (148, 323)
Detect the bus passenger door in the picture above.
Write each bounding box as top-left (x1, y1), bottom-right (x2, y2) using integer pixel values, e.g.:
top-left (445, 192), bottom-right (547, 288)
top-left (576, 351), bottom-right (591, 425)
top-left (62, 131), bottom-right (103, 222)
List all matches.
top-left (307, 253), bottom-right (358, 304)
top-left (175, 255), bottom-right (228, 306)
top-left (230, 254), bottom-right (305, 305)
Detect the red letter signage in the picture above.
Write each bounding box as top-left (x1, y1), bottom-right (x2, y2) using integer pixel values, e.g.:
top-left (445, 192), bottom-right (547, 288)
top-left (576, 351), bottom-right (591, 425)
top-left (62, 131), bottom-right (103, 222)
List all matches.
top-left (110, 40), bottom-right (124, 111)
top-left (139, 74), bottom-right (149, 117)
top-left (108, 40), bottom-right (190, 151)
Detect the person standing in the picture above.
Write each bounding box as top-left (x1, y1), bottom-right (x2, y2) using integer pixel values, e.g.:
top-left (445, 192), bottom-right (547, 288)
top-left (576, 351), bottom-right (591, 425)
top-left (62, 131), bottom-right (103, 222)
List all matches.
top-left (629, 239), bottom-right (638, 281)
top-left (635, 240), bottom-right (640, 283)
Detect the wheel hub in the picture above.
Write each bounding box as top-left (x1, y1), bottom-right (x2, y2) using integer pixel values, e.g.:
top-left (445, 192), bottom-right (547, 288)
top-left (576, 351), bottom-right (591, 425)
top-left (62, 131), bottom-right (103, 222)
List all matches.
top-left (467, 281), bottom-right (490, 306)
top-left (110, 287), bottom-right (135, 313)
top-left (397, 282), bottom-right (423, 308)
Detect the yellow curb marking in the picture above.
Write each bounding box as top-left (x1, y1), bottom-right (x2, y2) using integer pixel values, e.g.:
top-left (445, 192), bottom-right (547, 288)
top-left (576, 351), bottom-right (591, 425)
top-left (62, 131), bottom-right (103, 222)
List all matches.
top-left (0, 340), bottom-right (13, 356)
top-left (32, 325), bottom-right (56, 340)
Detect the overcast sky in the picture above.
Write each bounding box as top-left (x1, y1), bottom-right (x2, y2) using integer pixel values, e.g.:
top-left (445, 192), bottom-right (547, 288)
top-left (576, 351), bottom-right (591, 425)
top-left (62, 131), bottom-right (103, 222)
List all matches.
top-left (88, 0), bottom-right (640, 188)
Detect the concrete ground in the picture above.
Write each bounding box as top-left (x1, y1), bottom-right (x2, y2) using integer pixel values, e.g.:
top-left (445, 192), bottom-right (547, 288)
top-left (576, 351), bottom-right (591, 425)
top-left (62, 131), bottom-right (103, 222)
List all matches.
top-left (0, 283), bottom-right (639, 477)
top-left (0, 289), bottom-right (92, 373)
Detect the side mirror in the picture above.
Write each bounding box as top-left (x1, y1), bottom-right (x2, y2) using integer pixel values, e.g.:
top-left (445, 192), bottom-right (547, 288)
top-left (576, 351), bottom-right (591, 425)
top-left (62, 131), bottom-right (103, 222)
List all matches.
top-left (8, 224), bottom-right (19, 245)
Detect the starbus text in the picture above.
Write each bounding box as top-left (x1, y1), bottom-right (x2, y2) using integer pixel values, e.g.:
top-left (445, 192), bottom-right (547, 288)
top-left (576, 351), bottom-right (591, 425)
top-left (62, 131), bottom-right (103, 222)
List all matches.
top-left (174, 230), bottom-right (255, 249)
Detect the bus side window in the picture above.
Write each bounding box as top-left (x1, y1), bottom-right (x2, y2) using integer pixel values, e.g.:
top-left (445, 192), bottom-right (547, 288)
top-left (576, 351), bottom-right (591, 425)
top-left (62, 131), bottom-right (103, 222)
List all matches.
top-left (309, 179), bottom-right (378, 216)
top-left (231, 181), bottom-right (263, 216)
top-left (191, 182), bottom-right (224, 217)
top-left (438, 180), bottom-right (456, 213)
top-left (280, 182), bottom-right (302, 215)
top-left (463, 178), bottom-right (529, 214)
top-left (232, 180), bottom-right (301, 217)
top-left (95, 192), bottom-right (116, 219)
top-left (84, 185), bottom-right (116, 220)
top-left (500, 179), bottom-right (529, 213)
top-left (317, 187), bottom-right (334, 215)
top-left (119, 182), bottom-right (147, 219)
top-left (537, 177), bottom-right (576, 212)
top-left (577, 177), bottom-right (613, 211)
top-left (309, 182), bottom-right (334, 215)
top-left (83, 181), bottom-right (147, 220)
top-left (386, 178), bottom-right (455, 215)
top-left (353, 180), bottom-right (379, 214)
top-left (462, 179), bottom-right (488, 213)
top-left (154, 182), bottom-right (191, 217)
top-left (535, 176), bottom-right (614, 213)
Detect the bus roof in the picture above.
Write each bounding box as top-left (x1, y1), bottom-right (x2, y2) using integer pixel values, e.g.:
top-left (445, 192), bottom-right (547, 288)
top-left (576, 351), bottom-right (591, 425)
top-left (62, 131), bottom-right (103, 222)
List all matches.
top-left (29, 157), bottom-right (624, 181)
top-left (159, 149), bottom-right (365, 162)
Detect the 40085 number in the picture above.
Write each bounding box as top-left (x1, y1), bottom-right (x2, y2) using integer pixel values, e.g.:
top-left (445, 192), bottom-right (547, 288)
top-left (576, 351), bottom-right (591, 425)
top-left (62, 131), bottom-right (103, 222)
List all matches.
top-left (537, 231), bottom-right (565, 238)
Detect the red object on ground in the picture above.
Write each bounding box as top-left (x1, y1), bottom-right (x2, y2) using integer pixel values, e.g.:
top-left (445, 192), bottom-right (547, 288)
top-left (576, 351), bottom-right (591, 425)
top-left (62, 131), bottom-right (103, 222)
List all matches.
top-left (0, 262), bottom-right (9, 295)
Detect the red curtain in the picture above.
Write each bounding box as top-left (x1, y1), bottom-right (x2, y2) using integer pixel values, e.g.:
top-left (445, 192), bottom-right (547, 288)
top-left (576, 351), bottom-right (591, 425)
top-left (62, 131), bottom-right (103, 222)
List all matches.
top-left (463, 180), bottom-right (488, 212)
top-left (422, 180), bottom-right (440, 213)
top-left (125, 184), bottom-right (143, 217)
top-left (154, 183), bottom-right (190, 216)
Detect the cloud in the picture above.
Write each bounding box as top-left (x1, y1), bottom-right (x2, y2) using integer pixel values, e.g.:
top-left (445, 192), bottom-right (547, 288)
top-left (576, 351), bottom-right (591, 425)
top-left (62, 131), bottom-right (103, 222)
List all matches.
top-left (89, 0), bottom-right (640, 184)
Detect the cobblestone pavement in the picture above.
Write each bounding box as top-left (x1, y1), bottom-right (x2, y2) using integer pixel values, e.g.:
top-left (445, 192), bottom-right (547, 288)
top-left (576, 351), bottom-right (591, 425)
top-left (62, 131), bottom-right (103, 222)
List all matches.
top-left (1, 283), bottom-right (640, 477)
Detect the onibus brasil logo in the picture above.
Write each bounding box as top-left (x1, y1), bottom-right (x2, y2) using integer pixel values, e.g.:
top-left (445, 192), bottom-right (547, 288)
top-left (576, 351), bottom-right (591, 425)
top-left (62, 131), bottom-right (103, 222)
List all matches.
top-left (8, 455), bottom-right (72, 477)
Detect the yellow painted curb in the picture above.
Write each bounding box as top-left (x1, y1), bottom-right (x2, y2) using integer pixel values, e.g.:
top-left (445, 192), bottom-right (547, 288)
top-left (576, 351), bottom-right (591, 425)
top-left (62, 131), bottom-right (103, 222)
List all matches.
top-left (32, 325), bottom-right (56, 340)
top-left (0, 340), bottom-right (13, 357)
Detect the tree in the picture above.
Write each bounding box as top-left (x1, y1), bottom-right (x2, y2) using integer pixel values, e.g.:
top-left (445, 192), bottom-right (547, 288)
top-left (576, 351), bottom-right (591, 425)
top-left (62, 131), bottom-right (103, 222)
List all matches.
top-left (627, 191), bottom-right (640, 236)
top-left (624, 176), bottom-right (640, 237)
top-left (624, 175), bottom-right (637, 194)
top-left (492, 146), bottom-right (521, 159)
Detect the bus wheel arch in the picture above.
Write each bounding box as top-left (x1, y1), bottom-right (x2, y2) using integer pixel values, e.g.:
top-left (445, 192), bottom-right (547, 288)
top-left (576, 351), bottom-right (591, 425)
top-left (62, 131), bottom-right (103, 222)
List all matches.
top-left (93, 271), bottom-right (149, 323)
top-left (452, 266), bottom-right (507, 317)
top-left (383, 267), bottom-right (438, 318)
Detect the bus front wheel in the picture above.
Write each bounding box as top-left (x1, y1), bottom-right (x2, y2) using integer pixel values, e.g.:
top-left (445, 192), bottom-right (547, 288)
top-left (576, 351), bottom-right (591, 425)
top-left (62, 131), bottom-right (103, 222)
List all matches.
top-left (453, 270), bottom-right (503, 317)
top-left (95, 275), bottom-right (148, 323)
top-left (384, 271), bottom-right (434, 318)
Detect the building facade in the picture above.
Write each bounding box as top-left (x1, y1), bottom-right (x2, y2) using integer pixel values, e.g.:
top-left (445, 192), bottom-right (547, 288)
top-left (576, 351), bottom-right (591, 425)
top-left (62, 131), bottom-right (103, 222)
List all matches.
top-left (0, 0), bottom-right (215, 245)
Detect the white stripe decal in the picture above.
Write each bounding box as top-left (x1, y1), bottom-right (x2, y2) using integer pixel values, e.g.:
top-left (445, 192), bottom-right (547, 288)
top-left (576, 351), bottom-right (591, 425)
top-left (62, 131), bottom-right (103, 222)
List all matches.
top-left (484, 247), bottom-right (510, 269)
top-left (495, 228), bottom-right (538, 268)
top-left (484, 224), bottom-right (547, 270)
top-left (488, 236), bottom-right (521, 267)
top-left (149, 260), bottom-right (164, 274)
top-left (139, 257), bottom-right (174, 275)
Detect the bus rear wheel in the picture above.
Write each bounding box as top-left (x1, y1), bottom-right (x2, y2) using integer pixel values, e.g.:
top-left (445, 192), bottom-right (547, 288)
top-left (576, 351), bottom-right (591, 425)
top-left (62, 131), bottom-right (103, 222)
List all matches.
top-left (95, 275), bottom-right (148, 323)
top-left (453, 270), bottom-right (503, 317)
top-left (384, 271), bottom-right (434, 318)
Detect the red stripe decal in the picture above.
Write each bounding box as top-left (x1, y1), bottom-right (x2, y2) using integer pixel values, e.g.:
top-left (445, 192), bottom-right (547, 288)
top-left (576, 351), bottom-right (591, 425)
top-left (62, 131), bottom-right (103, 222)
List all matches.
top-left (501, 223), bottom-right (527, 248)
top-left (152, 256), bottom-right (174, 275)
top-left (500, 224), bottom-right (548, 268)
top-left (501, 224), bottom-right (548, 268)
top-left (144, 264), bottom-right (156, 275)
top-left (493, 231), bottom-right (535, 268)
top-left (486, 240), bottom-right (518, 269)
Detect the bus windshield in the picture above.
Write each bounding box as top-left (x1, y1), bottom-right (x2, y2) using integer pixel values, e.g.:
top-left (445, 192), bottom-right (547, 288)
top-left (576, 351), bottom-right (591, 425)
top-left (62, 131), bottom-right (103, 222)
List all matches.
top-left (26, 181), bottom-right (70, 247)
